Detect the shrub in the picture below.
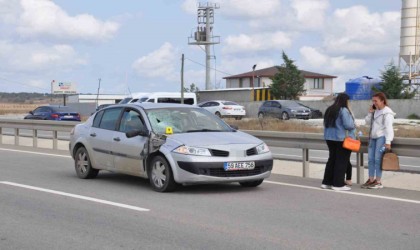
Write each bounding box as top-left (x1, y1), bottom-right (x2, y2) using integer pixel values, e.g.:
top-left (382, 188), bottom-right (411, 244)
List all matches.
top-left (407, 113), bottom-right (420, 119)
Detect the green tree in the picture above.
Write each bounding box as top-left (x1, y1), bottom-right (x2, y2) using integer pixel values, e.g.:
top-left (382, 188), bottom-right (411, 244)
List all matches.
top-left (269, 51), bottom-right (306, 100)
top-left (374, 61), bottom-right (416, 99)
top-left (183, 83), bottom-right (200, 93)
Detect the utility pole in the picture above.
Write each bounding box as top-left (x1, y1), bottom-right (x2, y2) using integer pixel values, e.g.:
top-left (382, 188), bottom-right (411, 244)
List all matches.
top-left (188, 2), bottom-right (220, 90)
top-left (181, 54), bottom-right (185, 104)
top-left (96, 78), bottom-right (101, 108)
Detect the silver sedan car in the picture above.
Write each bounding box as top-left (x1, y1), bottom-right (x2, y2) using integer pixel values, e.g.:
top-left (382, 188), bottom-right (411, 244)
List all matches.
top-left (69, 103), bottom-right (273, 192)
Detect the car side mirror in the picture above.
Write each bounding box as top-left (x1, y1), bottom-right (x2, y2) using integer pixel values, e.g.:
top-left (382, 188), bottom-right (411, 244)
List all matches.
top-left (29, 111), bottom-right (34, 115)
top-left (126, 128), bottom-right (149, 138)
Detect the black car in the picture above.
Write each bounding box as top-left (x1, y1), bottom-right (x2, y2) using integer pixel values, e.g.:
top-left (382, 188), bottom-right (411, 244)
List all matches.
top-left (24, 105), bottom-right (81, 121)
top-left (298, 103), bottom-right (323, 118)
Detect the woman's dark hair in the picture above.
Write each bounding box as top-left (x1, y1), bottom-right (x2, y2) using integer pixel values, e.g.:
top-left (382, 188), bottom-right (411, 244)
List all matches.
top-left (324, 93), bottom-right (350, 128)
top-left (372, 92), bottom-right (388, 106)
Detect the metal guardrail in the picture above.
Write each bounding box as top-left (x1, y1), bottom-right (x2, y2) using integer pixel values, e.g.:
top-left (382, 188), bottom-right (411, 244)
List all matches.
top-left (0, 119), bottom-right (77, 150)
top-left (245, 130), bottom-right (420, 183)
top-left (0, 119), bottom-right (419, 183)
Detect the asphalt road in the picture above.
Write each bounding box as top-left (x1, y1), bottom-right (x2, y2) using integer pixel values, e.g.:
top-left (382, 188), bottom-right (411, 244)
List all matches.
top-left (0, 147), bottom-right (419, 250)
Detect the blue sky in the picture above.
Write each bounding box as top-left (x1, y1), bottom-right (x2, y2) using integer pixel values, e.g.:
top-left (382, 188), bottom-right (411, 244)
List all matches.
top-left (0, 0), bottom-right (402, 94)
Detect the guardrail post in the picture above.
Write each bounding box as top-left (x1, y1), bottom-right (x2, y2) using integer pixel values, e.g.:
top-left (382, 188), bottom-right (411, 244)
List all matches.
top-left (302, 148), bottom-right (309, 178)
top-left (0, 127), bottom-right (2, 144)
top-left (356, 152), bottom-right (364, 184)
top-left (53, 131), bottom-right (58, 150)
top-left (33, 129), bottom-right (38, 148)
top-left (14, 128), bottom-right (19, 146)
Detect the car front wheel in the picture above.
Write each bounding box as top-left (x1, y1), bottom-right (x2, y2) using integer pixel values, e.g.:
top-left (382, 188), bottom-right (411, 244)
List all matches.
top-left (74, 147), bottom-right (99, 179)
top-left (281, 112), bottom-right (290, 120)
top-left (239, 179), bottom-right (264, 187)
top-left (258, 112), bottom-right (264, 119)
top-left (148, 156), bottom-right (177, 192)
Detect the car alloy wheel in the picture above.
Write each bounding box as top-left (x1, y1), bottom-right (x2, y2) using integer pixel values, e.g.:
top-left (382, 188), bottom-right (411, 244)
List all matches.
top-left (215, 112), bottom-right (221, 118)
top-left (258, 112), bottom-right (264, 119)
top-left (282, 112), bottom-right (290, 120)
top-left (75, 147), bottom-right (98, 179)
top-left (149, 156), bottom-right (177, 192)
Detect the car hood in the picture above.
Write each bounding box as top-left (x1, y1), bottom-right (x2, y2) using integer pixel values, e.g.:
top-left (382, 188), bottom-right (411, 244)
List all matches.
top-left (166, 131), bottom-right (262, 147)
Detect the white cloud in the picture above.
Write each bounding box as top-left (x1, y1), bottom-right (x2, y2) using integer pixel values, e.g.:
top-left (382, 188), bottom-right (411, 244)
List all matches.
top-left (222, 32), bottom-right (292, 54)
top-left (323, 6), bottom-right (400, 56)
top-left (1, 0), bottom-right (119, 41)
top-left (181, 0), bottom-right (281, 19)
top-left (132, 42), bottom-right (178, 80)
top-left (291, 0), bottom-right (329, 30)
top-left (0, 40), bottom-right (87, 72)
top-left (299, 46), bottom-right (365, 74)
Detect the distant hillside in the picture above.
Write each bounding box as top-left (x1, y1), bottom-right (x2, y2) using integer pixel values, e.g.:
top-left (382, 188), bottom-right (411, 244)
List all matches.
top-left (0, 92), bottom-right (62, 104)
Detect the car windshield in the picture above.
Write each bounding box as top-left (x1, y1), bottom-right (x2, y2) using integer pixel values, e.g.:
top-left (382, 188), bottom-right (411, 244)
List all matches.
top-left (52, 106), bottom-right (73, 112)
top-left (119, 97), bottom-right (132, 104)
top-left (145, 107), bottom-right (232, 134)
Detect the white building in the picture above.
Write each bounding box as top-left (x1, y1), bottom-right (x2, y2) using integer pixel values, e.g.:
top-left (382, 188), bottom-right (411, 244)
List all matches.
top-left (223, 66), bottom-right (337, 100)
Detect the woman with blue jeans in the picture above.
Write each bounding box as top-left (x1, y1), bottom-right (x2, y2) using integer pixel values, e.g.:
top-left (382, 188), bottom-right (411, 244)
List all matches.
top-left (362, 92), bottom-right (395, 189)
top-left (321, 93), bottom-right (356, 191)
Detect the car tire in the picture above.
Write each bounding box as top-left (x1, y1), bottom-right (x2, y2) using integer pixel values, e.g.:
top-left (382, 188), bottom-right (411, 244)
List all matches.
top-left (258, 112), bottom-right (264, 119)
top-left (148, 155), bottom-right (177, 192)
top-left (74, 147), bottom-right (99, 179)
top-left (239, 179), bottom-right (264, 187)
top-left (235, 116), bottom-right (242, 120)
top-left (281, 112), bottom-right (290, 120)
top-left (215, 112), bottom-right (222, 118)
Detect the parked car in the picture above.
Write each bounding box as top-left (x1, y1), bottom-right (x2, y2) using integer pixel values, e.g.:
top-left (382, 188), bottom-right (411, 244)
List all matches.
top-left (24, 105), bottom-right (81, 121)
top-left (298, 103), bottom-right (323, 118)
top-left (198, 100), bottom-right (246, 120)
top-left (258, 100), bottom-right (311, 120)
top-left (69, 103), bottom-right (273, 192)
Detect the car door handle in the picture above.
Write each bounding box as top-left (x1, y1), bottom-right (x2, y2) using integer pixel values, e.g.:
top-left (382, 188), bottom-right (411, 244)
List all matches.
top-left (113, 137), bottom-right (121, 142)
top-left (90, 133), bottom-right (96, 137)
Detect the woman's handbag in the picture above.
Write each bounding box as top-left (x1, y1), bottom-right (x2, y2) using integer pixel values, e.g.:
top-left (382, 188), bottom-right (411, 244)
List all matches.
top-left (342, 131), bottom-right (361, 152)
top-left (382, 150), bottom-right (400, 171)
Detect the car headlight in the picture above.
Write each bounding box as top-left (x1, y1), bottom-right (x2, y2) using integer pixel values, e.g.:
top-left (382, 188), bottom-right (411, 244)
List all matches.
top-left (256, 143), bottom-right (270, 154)
top-left (173, 145), bottom-right (211, 156)
top-left (290, 109), bottom-right (297, 113)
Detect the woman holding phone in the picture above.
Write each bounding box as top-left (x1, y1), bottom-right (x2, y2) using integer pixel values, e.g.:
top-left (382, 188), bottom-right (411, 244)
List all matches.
top-left (362, 92), bottom-right (395, 189)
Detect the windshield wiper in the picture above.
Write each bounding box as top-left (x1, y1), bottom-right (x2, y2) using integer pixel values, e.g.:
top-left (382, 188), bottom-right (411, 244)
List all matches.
top-left (186, 129), bottom-right (223, 133)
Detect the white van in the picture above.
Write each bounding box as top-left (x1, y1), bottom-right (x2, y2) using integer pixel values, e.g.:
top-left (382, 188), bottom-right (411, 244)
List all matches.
top-left (118, 92), bottom-right (150, 104)
top-left (136, 92), bottom-right (197, 105)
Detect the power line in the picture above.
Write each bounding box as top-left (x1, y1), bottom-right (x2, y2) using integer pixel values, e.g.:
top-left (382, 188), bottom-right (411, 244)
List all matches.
top-left (184, 57), bottom-right (233, 76)
top-left (0, 76), bottom-right (50, 92)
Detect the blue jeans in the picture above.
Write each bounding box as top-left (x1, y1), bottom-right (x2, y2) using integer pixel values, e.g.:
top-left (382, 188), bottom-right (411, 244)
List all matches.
top-left (368, 136), bottom-right (386, 179)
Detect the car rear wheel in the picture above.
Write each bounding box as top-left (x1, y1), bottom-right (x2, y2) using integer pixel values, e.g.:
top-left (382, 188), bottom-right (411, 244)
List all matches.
top-left (235, 116), bottom-right (242, 120)
top-left (239, 179), bottom-right (264, 187)
top-left (75, 147), bottom-right (99, 179)
top-left (148, 156), bottom-right (177, 192)
top-left (281, 112), bottom-right (290, 120)
top-left (215, 112), bottom-right (222, 118)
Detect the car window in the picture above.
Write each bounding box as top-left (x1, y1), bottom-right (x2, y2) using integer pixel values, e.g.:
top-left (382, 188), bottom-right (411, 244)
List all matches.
top-left (272, 102), bottom-right (281, 108)
top-left (119, 109), bottom-right (145, 133)
top-left (147, 99), bottom-right (155, 103)
top-left (263, 102), bottom-right (271, 107)
top-left (198, 102), bottom-right (208, 107)
top-left (40, 107), bottom-right (51, 113)
top-left (211, 102), bottom-right (220, 106)
top-left (98, 108), bottom-right (122, 131)
top-left (33, 107), bottom-right (43, 113)
top-left (93, 110), bottom-right (104, 128)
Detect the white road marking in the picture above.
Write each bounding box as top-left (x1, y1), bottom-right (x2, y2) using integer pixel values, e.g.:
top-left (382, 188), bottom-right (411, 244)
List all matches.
top-left (0, 147), bottom-right (71, 158)
top-left (0, 181), bottom-right (150, 212)
top-left (265, 180), bottom-right (420, 205)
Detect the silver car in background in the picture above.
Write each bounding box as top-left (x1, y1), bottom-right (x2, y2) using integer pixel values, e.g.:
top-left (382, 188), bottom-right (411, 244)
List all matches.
top-left (69, 103), bottom-right (273, 192)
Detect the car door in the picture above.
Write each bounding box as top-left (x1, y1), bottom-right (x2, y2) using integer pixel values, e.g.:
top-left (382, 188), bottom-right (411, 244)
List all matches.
top-left (271, 101), bottom-right (282, 118)
top-left (112, 108), bottom-right (149, 177)
top-left (88, 107), bottom-right (123, 170)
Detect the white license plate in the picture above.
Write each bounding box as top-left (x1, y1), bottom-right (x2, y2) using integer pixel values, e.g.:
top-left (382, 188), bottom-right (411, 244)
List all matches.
top-left (224, 161), bottom-right (255, 171)
top-left (63, 115), bottom-right (73, 118)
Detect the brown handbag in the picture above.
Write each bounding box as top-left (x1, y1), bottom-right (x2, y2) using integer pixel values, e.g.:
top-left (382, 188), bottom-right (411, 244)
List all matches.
top-left (382, 150), bottom-right (400, 171)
